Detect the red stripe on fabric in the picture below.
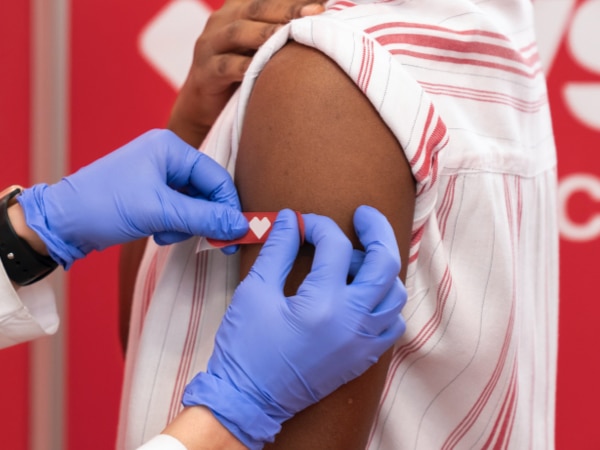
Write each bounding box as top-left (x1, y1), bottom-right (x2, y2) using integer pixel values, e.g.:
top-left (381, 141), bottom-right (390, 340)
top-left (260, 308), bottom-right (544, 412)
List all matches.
top-left (363, 37), bottom-right (375, 91)
top-left (424, 90), bottom-right (546, 113)
top-left (365, 21), bottom-right (510, 42)
top-left (367, 267), bottom-right (453, 448)
top-left (442, 304), bottom-right (516, 449)
top-left (430, 153), bottom-right (440, 187)
top-left (519, 41), bottom-right (541, 65)
top-left (408, 250), bottom-right (419, 264)
top-left (389, 48), bottom-right (541, 78)
top-left (376, 33), bottom-right (534, 68)
top-left (357, 36), bottom-right (367, 89)
top-left (515, 177), bottom-right (523, 240)
top-left (357, 35), bottom-right (374, 92)
top-left (419, 82), bottom-right (547, 113)
top-left (368, 177), bottom-right (456, 447)
top-left (394, 267), bottom-right (452, 363)
top-left (167, 252), bottom-right (208, 421)
top-left (409, 105), bottom-right (435, 176)
top-left (408, 224), bottom-right (425, 264)
top-left (327, 0), bottom-right (356, 10)
top-left (413, 115), bottom-right (448, 183)
top-left (497, 364), bottom-right (518, 450)
top-left (437, 176), bottom-right (457, 238)
top-left (481, 360), bottom-right (518, 450)
top-left (503, 386), bottom-right (518, 450)
top-left (140, 250), bottom-right (160, 326)
top-left (443, 176), bottom-right (520, 448)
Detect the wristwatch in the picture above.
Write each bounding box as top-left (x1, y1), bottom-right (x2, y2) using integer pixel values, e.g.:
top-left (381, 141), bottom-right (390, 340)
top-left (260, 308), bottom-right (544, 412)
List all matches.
top-left (0, 185), bottom-right (58, 286)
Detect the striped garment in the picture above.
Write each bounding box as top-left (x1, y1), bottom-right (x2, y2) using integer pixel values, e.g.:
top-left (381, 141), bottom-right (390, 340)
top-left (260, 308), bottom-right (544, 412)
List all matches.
top-left (117, 0), bottom-right (559, 448)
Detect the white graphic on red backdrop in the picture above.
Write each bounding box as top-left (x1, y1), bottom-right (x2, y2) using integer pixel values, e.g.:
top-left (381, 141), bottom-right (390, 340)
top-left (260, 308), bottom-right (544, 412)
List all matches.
top-left (565, 0), bottom-right (600, 131)
top-left (535, 0), bottom-right (600, 242)
top-left (559, 173), bottom-right (600, 241)
top-left (534, 0), bottom-right (600, 132)
top-left (139, 0), bottom-right (211, 89)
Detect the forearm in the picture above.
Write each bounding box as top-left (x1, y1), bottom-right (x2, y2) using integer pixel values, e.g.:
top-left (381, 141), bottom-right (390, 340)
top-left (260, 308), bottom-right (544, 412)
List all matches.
top-left (167, 81), bottom-right (212, 149)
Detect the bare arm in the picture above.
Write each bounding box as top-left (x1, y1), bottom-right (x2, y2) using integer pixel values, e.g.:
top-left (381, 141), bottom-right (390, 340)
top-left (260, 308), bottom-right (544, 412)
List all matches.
top-left (235, 42), bottom-right (416, 449)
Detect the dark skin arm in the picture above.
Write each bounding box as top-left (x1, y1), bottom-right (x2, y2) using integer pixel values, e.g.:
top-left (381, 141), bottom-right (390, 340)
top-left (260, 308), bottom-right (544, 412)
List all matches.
top-left (235, 42), bottom-right (416, 449)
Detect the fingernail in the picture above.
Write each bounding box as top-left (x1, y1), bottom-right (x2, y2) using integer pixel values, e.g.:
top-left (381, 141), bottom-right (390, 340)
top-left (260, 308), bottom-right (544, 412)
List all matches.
top-left (221, 245), bottom-right (240, 255)
top-left (300, 4), bottom-right (325, 16)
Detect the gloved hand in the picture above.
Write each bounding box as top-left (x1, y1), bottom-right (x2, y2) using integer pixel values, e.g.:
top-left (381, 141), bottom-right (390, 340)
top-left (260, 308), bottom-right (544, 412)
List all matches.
top-left (182, 206), bottom-right (407, 449)
top-left (17, 129), bottom-right (248, 268)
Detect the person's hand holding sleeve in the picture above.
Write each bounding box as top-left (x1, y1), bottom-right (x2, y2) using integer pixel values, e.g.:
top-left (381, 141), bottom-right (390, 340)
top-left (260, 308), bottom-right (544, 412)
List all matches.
top-left (16, 129), bottom-right (248, 269)
top-left (168, 0), bottom-right (326, 148)
top-left (181, 206), bottom-right (407, 449)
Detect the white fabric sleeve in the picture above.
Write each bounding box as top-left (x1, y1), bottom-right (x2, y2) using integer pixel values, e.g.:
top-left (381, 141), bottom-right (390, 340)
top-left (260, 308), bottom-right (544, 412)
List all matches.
top-left (0, 262), bottom-right (59, 349)
top-left (136, 434), bottom-right (188, 450)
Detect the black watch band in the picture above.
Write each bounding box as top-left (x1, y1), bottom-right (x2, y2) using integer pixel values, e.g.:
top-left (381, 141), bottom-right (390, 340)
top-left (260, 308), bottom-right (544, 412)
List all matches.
top-left (0, 186), bottom-right (58, 286)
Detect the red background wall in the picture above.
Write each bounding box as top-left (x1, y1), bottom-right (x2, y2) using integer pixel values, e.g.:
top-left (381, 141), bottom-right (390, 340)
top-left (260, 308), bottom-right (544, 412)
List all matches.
top-left (0, 2), bottom-right (31, 449)
top-left (545, 1), bottom-right (600, 448)
top-left (68, 1), bottom-right (174, 448)
top-left (1, 0), bottom-right (600, 449)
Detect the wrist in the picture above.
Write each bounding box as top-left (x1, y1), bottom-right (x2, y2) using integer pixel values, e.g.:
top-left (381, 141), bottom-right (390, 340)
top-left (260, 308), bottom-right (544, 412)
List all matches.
top-left (0, 186), bottom-right (58, 285)
top-left (182, 372), bottom-right (283, 450)
top-left (167, 83), bottom-right (213, 149)
top-left (17, 185), bottom-right (85, 269)
top-left (162, 406), bottom-right (247, 450)
top-left (167, 110), bottom-right (211, 149)
top-left (7, 202), bottom-right (49, 256)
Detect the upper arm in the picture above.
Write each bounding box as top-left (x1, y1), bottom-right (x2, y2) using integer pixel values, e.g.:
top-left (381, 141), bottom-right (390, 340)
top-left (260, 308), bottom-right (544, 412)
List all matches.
top-left (235, 42), bottom-right (415, 449)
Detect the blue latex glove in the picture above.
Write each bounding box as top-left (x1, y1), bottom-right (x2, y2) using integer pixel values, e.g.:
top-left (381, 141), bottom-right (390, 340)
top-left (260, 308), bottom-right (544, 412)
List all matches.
top-left (17, 129), bottom-right (248, 268)
top-left (183, 206), bottom-right (407, 449)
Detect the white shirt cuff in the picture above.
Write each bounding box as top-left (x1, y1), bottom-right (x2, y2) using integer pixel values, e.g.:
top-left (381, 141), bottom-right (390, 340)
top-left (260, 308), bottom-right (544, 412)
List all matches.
top-left (0, 264), bottom-right (59, 349)
top-left (137, 434), bottom-right (188, 450)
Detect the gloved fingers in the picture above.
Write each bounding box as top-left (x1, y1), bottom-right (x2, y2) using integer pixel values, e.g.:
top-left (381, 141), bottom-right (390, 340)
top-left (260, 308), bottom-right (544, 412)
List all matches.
top-left (348, 249), bottom-right (365, 278)
top-left (159, 188), bottom-right (249, 240)
top-left (220, 244), bottom-right (240, 255)
top-left (350, 206), bottom-right (401, 310)
top-left (153, 230), bottom-right (192, 245)
top-left (161, 131), bottom-right (242, 211)
top-left (374, 315), bottom-right (406, 352)
top-left (189, 152), bottom-right (241, 210)
top-left (302, 213), bottom-right (353, 285)
top-left (358, 278), bottom-right (406, 336)
top-left (247, 209), bottom-right (300, 286)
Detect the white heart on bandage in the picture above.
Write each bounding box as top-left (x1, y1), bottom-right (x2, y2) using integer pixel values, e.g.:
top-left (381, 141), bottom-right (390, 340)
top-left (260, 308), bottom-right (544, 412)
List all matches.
top-left (249, 217), bottom-right (271, 239)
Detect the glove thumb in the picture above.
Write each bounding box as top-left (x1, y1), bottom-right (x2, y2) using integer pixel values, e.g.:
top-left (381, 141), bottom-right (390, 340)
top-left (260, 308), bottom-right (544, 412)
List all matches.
top-left (248, 209), bottom-right (301, 287)
top-left (156, 188), bottom-right (248, 241)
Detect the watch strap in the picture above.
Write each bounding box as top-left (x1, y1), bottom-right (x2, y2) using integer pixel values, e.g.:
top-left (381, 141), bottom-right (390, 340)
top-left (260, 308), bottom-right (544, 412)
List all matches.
top-left (0, 187), bottom-right (58, 286)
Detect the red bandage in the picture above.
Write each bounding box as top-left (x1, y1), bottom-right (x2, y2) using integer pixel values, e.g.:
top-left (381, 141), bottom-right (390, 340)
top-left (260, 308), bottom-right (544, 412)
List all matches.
top-left (206, 211), bottom-right (305, 248)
